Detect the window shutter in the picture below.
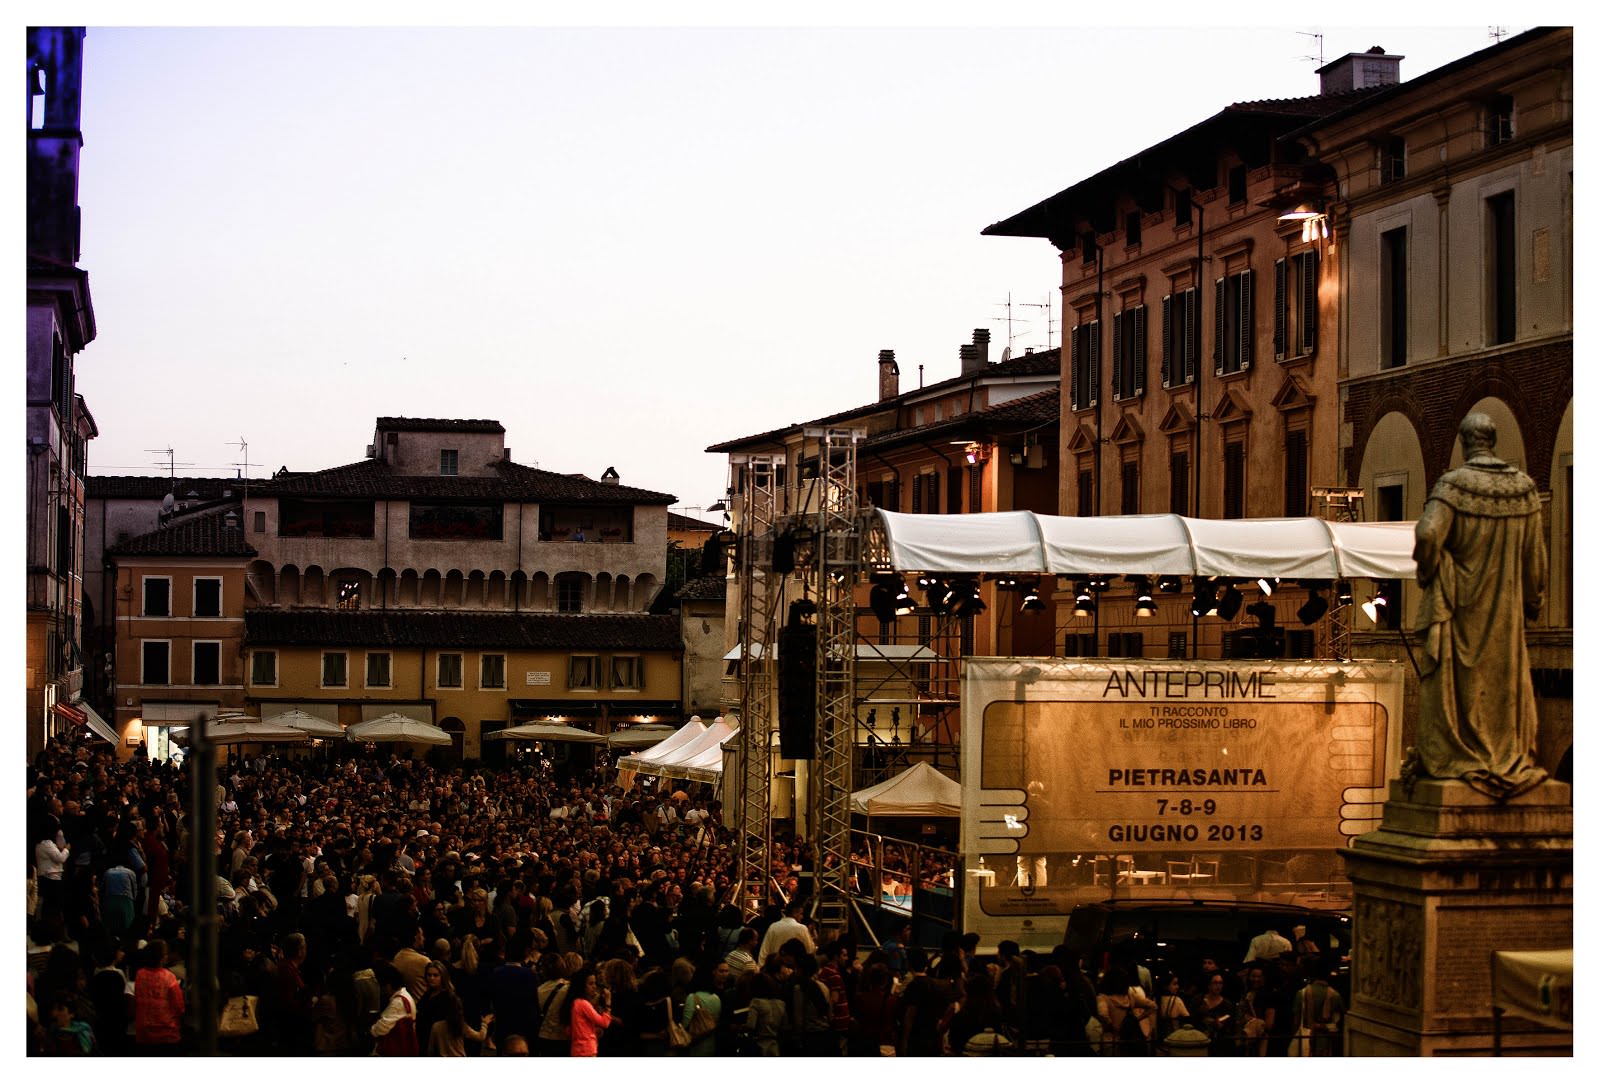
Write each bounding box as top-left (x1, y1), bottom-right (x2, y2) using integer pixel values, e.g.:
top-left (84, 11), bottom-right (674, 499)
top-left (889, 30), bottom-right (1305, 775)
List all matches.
top-left (911, 474), bottom-right (923, 513)
top-left (1111, 313), bottom-right (1124, 399)
top-left (1183, 289), bottom-right (1197, 384)
top-left (1069, 324), bottom-right (1081, 409)
top-left (1089, 320), bottom-right (1101, 405)
top-left (1161, 295), bottom-right (1173, 388)
top-left (947, 467), bottom-right (962, 514)
top-left (925, 473), bottom-right (940, 514)
top-left (1302, 251), bottom-right (1318, 355)
top-left (1133, 304), bottom-right (1147, 395)
top-left (1214, 276), bottom-right (1226, 375)
top-left (1239, 269), bottom-right (1254, 370)
top-left (1274, 257), bottom-right (1288, 360)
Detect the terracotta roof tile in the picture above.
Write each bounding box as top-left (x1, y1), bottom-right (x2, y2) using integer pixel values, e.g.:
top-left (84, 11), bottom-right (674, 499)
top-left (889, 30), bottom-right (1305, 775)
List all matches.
top-left (375, 417), bottom-right (506, 433)
top-left (106, 506), bottom-right (257, 558)
top-left (255, 458), bottom-right (675, 504)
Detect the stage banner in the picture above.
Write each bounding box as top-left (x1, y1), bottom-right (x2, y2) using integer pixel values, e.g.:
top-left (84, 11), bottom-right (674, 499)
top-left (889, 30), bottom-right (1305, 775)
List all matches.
top-left (959, 658), bottom-right (1405, 950)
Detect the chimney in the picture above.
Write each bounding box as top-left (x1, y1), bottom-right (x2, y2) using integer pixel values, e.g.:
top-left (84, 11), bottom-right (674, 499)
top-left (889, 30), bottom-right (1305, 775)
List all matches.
top-left (601, 466), bottom-right (620, 485)
top-left (960, 344), bottom-right (982, 375)
top-left (974, 328), bottom-right (991, 366)
top-left (878, 349), bottom-right (899, 401)
top-left (1317, 46), bottom-right (1403, 95)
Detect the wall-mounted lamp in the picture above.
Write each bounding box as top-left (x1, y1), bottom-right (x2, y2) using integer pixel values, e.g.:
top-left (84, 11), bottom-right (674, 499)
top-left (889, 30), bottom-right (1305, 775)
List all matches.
top-left (1278, 202), bottom-right (1330, 243)
top-left (963, 442), bottom-right (991, 466)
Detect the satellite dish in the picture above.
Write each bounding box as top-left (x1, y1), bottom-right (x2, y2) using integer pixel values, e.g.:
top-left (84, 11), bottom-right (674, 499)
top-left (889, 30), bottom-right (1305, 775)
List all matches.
top-left (1001, 347), bottom-right (1013, 363)
top-left (160, 492), bottom-right (175, 514)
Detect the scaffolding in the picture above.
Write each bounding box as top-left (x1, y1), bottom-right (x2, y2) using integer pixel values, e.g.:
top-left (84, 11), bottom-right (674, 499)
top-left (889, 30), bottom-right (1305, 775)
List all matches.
top-left (731, 453), bottom-right (781, 922)
top-left (1313, 486), bottom-right (1365, 660)
top-left (804, 427), bottom-right (861, 938)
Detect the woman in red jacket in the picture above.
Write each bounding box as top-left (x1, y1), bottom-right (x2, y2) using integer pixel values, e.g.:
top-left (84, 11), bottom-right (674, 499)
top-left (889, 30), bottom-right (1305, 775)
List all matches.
top-left (133, 939), bottom-right (185, 1054)
top-left (563, 966), bottom-right (614, 1057)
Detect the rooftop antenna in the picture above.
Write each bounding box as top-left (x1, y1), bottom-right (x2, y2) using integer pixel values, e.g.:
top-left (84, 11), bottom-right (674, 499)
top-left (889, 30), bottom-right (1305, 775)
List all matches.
top-left (1296, 30), bottom-right (1325, 69)
top-left (230, 437), bottom-right (258, 503)
top-left (145, 446), bottom-right (194, 488)
top-left (994, 292), bottom-right (1057, 353)
top-left (1489, 26), bottom-right (1508, 44)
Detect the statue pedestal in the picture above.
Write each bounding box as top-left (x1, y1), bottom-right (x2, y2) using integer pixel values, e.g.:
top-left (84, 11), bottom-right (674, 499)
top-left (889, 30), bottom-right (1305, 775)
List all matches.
top-left (1341, 778), bottom-right (1572, 1056)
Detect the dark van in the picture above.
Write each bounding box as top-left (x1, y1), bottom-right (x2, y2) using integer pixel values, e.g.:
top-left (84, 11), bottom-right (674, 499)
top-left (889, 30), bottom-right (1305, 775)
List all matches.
top-left (1064, 898), bottom-right (1351, 991)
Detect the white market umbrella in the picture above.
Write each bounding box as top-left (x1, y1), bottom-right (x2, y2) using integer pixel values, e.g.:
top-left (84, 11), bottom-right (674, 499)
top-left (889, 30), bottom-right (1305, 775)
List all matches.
top-left (262, 709), bottom-right (345, 739)
top-left (485, 722), bottom-right (607, 744)
top-left (203, 717), bottom-right (311, 745)
top-left (346, 713), bottom-right (452, 745)
top-left (607, 724), bottom-right (679, 749)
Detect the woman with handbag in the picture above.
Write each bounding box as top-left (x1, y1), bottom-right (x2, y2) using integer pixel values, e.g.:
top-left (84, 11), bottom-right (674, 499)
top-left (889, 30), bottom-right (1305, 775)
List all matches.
top-left (677, 963), bottom-right (721, 1056)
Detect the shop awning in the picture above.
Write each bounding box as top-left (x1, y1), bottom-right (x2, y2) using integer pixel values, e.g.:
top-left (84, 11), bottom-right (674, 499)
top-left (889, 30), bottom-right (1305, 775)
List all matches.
top-left (66, 697), bottom-right (119, 746)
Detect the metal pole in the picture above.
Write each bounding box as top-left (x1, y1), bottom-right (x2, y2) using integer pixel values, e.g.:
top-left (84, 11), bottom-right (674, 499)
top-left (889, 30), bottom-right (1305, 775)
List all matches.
top-left (188, 713), bottom-right (218, 1054)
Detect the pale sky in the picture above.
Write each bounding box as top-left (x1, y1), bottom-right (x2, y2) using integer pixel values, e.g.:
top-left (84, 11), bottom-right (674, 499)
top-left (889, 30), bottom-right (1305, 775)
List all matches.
top-left (38, 10), bottom-right (1546, 517)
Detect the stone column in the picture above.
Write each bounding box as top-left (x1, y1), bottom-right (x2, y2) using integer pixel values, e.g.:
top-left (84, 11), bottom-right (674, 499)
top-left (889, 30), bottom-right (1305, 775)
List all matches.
top-left (1341, 779), bottom-right (1572, 1055)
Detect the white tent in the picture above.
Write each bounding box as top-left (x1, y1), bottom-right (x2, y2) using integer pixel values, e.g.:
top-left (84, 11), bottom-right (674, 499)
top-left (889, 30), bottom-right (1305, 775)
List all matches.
top-left (615, 716), bottom-right (707, 773)
top-left (643, 718), bottom-right (736, 769)
top-left (850, 761), bottom-right (962, 817)
top-left (676, 730), bottom-right (741, 783)
top-left (876, 510), bottom-right (1418, 579)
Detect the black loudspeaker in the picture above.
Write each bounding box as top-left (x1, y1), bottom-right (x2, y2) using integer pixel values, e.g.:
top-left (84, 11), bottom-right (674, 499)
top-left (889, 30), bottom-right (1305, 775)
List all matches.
top-left (777, 625), bottom-right (817, 759)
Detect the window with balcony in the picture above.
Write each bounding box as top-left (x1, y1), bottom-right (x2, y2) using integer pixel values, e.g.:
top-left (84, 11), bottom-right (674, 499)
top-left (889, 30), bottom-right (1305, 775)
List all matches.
top-left (410, 502), bottom-right (504, 541)
top-left (277, 498), bottom-right (375, 539)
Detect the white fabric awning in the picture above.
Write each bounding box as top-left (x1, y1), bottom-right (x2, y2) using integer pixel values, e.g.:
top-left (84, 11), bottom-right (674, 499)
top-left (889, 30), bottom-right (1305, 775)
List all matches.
top-left (851, 761), bottom-right (962, 817)
top-left (615, 717), bottom-right (708, 773)
top-left (69, 697), bottom-right (119, 746)
top-left (876, 510), bottom-right (1418, 579)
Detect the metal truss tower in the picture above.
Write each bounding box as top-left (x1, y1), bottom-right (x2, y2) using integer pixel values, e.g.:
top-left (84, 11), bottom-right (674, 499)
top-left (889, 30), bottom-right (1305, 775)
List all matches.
top-left (1314, 486), bottom-right (1365, 660)
top-left (732, 454), bottom-right (781, 922)
top-left (804, 427), bottom-right (861, 940)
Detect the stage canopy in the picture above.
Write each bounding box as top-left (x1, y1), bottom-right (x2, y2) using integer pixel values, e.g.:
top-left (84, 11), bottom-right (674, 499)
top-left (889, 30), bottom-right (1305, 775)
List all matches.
top-left (875, 510), bottom-right (1418, 580)
top-left (851, 761), bottom-right (962, 817)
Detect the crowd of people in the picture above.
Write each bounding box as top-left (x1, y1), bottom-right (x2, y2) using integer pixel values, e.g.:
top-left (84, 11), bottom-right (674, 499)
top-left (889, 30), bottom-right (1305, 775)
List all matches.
top-left (25, 731), bottom-right (1345, 1057)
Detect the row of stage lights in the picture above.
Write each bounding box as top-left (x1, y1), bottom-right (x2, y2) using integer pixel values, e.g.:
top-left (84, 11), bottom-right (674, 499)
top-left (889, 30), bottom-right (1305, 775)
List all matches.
top-left (869, 573), bottom-right (1393, 627)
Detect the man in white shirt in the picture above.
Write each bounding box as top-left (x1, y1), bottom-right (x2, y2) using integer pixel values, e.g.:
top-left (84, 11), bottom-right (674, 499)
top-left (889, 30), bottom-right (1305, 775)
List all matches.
top-left (757, 897), bottom-right (815, 965)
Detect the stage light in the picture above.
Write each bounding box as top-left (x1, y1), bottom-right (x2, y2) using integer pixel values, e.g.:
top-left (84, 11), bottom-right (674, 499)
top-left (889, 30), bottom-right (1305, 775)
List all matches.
top-left (1073, 579), bottom-right (1095, 618)
top-left (1191, 578), bottom-right (1218, 617)
top-left (1245, 599), bottom-right (1277, 627)
top-left (1298, 587), bottom-right (1329, 625)
top-left (1257, 577), bottom-right (1278, 597)
top-left (1335, 580), bottom-right (1354, 607)
top-left (1216, 582), bottom-right (1244, 621)
top-left (1157, 575), bottom-right (1184, 594)
top-left (1020, 582), bottom-right (1045, 612)
top-left (869, 575), bottom-right (915, 623)
top-left (1361, 586), bottom-right (1391, 624)
top-left (1132, 577), bottom-right (1157, 617)
top-left (951, 579), bottom-right (987, 618)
